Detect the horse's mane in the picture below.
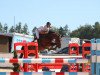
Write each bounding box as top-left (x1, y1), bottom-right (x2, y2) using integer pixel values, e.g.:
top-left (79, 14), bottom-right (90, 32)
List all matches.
top-left (38, 31), bottom-right (61, 51)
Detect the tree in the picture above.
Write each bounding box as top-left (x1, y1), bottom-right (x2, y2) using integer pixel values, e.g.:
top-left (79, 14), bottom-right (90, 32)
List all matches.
top-left (0, 22), bottom-right (3, 32)
top-left (3, 23), bottom-right (8, 33)
top-left (63, 25), bottom-right (70, 37)
top-left (70, 24), bottom-right (94, 39)
top-left (78, 25), bottom-right (93, 39)
top-left (51, 26), bottom-right (59, 34)
top-left (9, 26), bottom-right (15, 33)
top-left (22, 23), bottom-right (29, 34)
top-left (70, 30), bottom-right (79, 38)
top-left (15, 22), bottom-right (22, 33)
top-left (58, 25), bottom-right (70, 37)
top-left (59, 27), bottom-right (64, 37)
top-left (93, 22), bottom-right (100, 38)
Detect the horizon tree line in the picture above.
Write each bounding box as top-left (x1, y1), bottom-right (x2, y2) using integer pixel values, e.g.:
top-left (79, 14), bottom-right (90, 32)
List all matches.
top-left (0, 21), bottom-right (100, 39)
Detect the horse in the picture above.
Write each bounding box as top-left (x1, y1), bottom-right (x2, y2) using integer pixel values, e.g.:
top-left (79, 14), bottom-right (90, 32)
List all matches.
top-left (18, 30), bottom-right (61, 58)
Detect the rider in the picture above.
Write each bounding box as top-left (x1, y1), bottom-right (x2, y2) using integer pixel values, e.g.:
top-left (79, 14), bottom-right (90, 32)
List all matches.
top-left (34, 22), bottom-right (52, 41)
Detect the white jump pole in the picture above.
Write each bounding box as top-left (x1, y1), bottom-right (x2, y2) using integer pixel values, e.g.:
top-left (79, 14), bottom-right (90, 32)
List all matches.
top-left (0, 58), bottom-right (89, 64)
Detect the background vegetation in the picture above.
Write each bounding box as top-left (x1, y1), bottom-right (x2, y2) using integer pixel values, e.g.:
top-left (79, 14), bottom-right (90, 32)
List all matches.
top-left (0, 21), bottom-right (100, 39)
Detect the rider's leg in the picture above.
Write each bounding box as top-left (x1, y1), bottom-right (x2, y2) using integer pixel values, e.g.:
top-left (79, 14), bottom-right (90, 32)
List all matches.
top-left (35, 29), bottom-right (39, 40)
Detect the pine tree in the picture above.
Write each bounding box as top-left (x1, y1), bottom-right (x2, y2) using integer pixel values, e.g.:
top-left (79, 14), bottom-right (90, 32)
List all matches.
top-left (9, 26), bottom-right (15, 33)
top-left (0, 22), bottom-right (3, 32)
top-left (22, 23), bottom-right (29, 34)
top-left (3, 23), bottom-right (8, 33)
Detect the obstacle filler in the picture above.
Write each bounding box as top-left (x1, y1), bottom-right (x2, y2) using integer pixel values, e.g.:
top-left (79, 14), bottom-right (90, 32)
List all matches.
top-left (68, 64), bottom-right (79, 72)
top-left (68, 43), bottom-right (79, 55)
top-left (82, 63), bottom-right (90, 72)
top-left (82, 43), bottom-right (91, 58)
top-left (14, 42), bottom-right (39, 58)
top-left (68, 42), bottom-right (91, 58)
top-left (14, 42), bottom-right (39, 72)
top-left (81, 43), bottom-right (91, 72)
top-left (68, 42), bottom-right (91, 72)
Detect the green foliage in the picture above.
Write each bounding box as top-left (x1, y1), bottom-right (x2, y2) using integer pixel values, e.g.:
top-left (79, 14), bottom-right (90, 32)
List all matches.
top-left (15, 22), bottom-right (22, 33)
top-left (9, 22), bottom-right (29, 34)
top-left (70, 30), bottom-right (79, 38)
top-left (0, 22), bottom-right (3, 32)
top-left (59, 27), bottom-right (64, 37)
top-left (0, 21), bottom-right (100, 40)
top-left (70, 22), bottom-right (100, 39)
top-left (21, 23), bottom-right (29, 34)
top-left (9, 26), bottom-right (15, 33)
top-left (93, 22), bottom-right (100, 38)
top-left (3, 23), bottom-right (8, 33)
top-left (51, 26), bottom-right (59, 34)
top-left (58, 25), bottom-right (70, 37)
top-left (0, 22), bottom-right (9, 33)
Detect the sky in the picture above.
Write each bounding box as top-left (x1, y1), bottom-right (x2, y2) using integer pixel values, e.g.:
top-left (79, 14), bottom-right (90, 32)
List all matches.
top-left (0, 0), bottom-right (100, 34)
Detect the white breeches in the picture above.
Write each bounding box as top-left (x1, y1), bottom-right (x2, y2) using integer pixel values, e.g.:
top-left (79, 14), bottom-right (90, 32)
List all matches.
top-left (35, 29), bottom-right (39, 39)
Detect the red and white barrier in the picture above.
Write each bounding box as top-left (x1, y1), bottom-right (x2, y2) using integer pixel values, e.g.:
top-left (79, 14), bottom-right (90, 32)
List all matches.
top-left (0, 72), bottom-right (90, 75)
top-left (0, 58), bottom-right (89, 64)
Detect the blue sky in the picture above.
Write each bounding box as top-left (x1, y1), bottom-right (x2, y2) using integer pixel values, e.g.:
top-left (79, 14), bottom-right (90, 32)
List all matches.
top-left (0, 0), bottom-right (100, 34)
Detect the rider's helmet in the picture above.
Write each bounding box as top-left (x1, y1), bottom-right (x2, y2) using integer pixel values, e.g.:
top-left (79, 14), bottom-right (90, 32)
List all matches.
top-left (46, 22), bottom-right (51, 28)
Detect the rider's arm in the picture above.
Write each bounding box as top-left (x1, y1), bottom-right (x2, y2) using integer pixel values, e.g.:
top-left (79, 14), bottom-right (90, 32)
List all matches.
top-left (43, 25), bottom-right (50, 33)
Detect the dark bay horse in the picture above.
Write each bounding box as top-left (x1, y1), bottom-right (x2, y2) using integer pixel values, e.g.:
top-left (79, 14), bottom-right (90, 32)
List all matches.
top-left (19, 31), bottom-right (61, 58)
